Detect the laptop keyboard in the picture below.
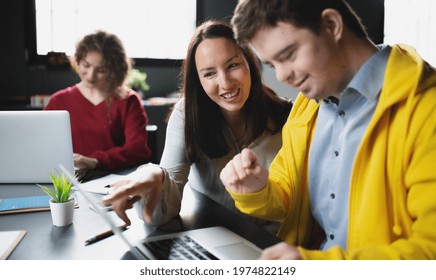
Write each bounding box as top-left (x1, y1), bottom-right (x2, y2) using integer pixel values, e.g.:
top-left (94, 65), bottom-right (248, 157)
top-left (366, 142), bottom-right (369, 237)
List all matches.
top-left (143, 235), bottom-right (218, 260)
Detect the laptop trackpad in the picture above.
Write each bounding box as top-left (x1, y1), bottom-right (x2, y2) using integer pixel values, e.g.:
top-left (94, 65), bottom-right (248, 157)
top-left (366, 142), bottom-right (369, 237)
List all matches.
top-left (214, 242), bottom-right (262, 260)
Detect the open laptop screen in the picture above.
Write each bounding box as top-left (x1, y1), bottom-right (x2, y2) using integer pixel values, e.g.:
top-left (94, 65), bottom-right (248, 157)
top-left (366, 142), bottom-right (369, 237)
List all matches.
top-left (0, 110), bottom-right (74, 183)
top-left (59, 164), bottom-right (263, 260)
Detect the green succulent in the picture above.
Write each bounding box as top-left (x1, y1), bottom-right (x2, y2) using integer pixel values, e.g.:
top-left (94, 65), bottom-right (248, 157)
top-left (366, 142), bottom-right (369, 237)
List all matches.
top-left (37, 172), bottom-right (74, 203)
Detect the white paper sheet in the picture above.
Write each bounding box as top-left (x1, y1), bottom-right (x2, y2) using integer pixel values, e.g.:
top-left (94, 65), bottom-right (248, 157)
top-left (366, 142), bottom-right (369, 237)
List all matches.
top-left (79, 174), bottom-right (127, 194)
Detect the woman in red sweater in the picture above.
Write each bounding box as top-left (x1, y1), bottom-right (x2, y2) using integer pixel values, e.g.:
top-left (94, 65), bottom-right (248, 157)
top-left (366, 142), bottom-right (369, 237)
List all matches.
top-left (45, 31), bottom-right (151, 179)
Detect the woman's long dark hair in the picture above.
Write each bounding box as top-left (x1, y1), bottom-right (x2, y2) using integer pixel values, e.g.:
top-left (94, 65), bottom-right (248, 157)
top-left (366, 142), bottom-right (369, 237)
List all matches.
top-left (180, 20), bottom-right (292, 163)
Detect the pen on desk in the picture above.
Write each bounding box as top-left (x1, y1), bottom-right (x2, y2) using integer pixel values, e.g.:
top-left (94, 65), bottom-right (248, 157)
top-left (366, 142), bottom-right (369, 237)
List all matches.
top-left (84, 224), bottom-right (129, 245)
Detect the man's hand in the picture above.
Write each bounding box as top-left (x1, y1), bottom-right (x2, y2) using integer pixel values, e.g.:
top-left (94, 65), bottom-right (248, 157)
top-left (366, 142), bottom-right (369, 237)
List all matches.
top-left (260, 242), bottom-right (302, 260)
top-left (101, 165), bottom-right (164, 225)
top-left (220, 148), bottom-right (268, 194)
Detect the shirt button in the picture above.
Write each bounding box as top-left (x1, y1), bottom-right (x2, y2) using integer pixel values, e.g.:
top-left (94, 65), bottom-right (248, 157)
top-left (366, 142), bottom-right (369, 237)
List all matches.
top-left (330, 234), bottom-right (335, 240)
top-left (334, 151), bottom-right (339, 157)
top-left (338, 110), bottom-right (345, 117)
top-left (330, 193), bottom-right (335, 199)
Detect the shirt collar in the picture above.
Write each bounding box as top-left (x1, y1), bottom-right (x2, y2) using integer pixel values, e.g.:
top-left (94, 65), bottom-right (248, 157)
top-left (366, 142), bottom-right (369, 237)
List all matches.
top-left (345, 44), bottom-right (391, 101)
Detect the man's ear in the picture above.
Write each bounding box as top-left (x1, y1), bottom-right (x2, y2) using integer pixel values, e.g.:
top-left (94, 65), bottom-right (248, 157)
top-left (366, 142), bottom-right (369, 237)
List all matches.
top-left (321, 8), bottom-right (343, 42)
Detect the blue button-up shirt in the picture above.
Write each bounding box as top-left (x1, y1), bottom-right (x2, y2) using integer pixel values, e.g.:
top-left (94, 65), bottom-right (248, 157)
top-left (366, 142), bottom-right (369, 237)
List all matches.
top-left (308, 45), bottom-right (391, 250)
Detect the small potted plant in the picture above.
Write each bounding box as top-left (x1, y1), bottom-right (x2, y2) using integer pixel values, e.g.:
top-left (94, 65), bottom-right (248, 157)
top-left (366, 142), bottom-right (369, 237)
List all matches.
top-left (37, 171), bottom-right (75, 227)
top-left (126, 68), bottom-right (150, 99)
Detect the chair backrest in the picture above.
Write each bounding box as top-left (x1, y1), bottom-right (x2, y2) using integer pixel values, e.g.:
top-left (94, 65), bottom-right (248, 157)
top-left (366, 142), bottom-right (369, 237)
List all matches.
top-left (146, 124), bottom-right (158, 164)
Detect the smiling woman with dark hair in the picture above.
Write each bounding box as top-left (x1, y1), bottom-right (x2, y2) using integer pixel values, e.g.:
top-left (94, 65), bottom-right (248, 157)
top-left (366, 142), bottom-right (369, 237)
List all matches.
top-left (102, 20), bottom-right (292, 235)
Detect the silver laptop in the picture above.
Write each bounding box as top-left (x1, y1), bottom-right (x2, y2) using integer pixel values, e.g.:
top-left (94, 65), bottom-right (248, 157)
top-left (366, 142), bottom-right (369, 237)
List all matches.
top-left (59, 165), bottom-right (263, 260)
top-left (0, 111), bottom-right (74, 183)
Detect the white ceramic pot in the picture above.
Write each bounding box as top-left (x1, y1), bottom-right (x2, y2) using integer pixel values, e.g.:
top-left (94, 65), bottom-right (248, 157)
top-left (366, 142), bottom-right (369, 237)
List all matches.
top-left (49, 198), bottom-right (75, 227)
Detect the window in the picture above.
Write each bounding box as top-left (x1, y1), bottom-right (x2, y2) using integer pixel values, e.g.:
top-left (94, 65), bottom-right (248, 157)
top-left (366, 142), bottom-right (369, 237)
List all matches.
top-left (384, 0), bottom-right (436, 67)
top-left (31, 0), bottom-right (197, 62)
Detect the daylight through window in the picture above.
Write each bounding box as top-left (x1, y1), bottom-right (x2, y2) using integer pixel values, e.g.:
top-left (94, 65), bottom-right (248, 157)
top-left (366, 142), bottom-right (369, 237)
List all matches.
top-left (35, 0), bottom-right (197, 59)
top-left (384, 0), bottom-right (436, 67)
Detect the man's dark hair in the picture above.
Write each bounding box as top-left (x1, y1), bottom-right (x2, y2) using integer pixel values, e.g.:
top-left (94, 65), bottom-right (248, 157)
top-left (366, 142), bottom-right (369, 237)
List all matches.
top-left (232, 0), bottom-right (368, 44)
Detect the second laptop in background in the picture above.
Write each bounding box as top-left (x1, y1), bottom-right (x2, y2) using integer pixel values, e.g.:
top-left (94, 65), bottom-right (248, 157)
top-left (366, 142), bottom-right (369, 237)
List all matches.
top-left (0, 110), bottom-right (74, 183)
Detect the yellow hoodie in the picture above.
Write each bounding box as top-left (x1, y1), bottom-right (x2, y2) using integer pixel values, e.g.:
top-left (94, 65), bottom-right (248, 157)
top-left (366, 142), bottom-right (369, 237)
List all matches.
top-left (229, 45), bottom-right (436, 259)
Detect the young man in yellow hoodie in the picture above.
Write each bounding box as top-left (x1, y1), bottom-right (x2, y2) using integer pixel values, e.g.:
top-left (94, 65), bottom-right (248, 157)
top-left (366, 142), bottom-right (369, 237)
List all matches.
top-left (221, 0), bottom-right (436, 259)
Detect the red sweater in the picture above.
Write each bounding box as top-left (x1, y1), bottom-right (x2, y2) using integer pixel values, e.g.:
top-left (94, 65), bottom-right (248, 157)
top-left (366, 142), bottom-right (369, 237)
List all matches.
top-left (45, 85), bottom-right (151, 171)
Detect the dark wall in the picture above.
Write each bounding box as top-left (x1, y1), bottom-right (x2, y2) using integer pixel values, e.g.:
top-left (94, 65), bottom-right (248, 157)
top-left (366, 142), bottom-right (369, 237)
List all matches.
top-left (348, 0), bottom-right (385, 44)
top-left (0, 0), bottom-right (383, 105)
top-left (0, 0), bottom-right (28, 102)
